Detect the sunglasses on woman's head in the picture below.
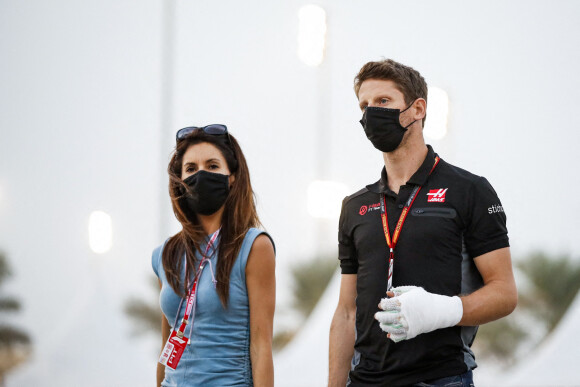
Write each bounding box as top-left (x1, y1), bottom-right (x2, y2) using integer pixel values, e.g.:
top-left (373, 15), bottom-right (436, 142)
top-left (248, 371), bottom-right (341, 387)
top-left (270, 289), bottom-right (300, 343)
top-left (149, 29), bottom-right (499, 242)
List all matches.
top-left (175, 124), bottom-right (229, 143)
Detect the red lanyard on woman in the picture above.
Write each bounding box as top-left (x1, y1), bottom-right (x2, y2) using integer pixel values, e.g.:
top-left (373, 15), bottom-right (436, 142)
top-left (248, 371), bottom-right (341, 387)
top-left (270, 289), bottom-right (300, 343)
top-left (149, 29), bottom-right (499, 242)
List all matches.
top-left (159, 229), bottom-right (219, 370)
top-left (176, 229), bottom-right (219, 337)
top-left (380, 157), bottom-right (440, 291)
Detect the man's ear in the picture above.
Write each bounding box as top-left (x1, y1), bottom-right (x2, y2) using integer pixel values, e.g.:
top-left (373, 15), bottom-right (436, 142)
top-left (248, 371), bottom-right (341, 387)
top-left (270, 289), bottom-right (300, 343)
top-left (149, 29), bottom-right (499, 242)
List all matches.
top-left (414, 98), bottom-right (427, 121)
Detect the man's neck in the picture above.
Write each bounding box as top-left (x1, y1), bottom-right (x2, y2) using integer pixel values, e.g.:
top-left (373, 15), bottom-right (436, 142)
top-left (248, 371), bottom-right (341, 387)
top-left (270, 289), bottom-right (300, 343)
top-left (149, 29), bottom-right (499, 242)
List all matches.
top-left (383, 138), bottom-right (428, 194)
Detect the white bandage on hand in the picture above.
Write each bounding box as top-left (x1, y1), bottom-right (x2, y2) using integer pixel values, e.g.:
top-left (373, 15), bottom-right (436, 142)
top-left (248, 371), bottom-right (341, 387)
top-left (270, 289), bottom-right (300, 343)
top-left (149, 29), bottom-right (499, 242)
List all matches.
top-left (374, 286), bottom-right (463, 342)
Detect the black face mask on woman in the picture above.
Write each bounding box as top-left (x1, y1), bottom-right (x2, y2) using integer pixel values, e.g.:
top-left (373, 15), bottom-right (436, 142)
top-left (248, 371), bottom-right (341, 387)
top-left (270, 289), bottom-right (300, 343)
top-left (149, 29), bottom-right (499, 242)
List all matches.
top-left (181, 170), bottom-right (230, 216)
top-left (359, 102), bottom-right (417, 153)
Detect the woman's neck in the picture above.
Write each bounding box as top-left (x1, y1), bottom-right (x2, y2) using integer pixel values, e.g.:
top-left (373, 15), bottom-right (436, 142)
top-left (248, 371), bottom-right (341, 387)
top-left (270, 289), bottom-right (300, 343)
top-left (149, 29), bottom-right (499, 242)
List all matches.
top-left (197, 207), bottom-right (225, 236)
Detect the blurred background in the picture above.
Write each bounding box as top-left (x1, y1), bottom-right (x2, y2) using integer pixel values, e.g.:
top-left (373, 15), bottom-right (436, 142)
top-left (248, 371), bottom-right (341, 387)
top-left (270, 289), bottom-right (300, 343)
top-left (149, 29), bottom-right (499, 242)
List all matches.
top-left (1, 0), bottom-right (579, 386)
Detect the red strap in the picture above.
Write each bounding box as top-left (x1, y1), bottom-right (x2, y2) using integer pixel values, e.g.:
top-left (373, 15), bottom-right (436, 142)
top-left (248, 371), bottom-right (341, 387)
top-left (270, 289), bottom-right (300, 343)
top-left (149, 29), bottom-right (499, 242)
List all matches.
top-left (175, 230), bottom-right (219, 337)
top-left (380, 157), bottom-right (440, 256)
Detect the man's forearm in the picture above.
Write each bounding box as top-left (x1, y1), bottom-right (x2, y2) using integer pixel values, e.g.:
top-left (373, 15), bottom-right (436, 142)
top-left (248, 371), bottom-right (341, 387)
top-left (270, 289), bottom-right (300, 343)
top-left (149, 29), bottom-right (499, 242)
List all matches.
top-left (459, 279), bottom-right (517, 326)
top-left (459, 248), bottom-right (517, 326)
top-left (329, 310), bottom-right (355, 387)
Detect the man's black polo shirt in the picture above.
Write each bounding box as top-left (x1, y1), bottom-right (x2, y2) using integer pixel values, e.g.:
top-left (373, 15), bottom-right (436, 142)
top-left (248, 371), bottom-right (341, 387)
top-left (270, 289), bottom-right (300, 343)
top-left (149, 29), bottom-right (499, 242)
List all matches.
top-left (338, 145), bottom-right (509, 386)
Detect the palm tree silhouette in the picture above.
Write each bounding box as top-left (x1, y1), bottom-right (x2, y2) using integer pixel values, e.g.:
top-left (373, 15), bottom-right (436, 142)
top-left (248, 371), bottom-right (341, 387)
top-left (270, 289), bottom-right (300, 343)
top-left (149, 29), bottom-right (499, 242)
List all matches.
top-left (124, 275), bottom-right (162, 337)
top-left (0, 251), bottom-right (32, 385)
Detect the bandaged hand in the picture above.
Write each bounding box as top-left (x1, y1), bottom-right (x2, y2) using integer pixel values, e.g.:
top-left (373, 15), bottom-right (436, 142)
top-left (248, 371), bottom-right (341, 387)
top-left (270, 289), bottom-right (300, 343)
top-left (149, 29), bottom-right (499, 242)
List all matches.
top-left (374, 286), bottom-right (463, 342)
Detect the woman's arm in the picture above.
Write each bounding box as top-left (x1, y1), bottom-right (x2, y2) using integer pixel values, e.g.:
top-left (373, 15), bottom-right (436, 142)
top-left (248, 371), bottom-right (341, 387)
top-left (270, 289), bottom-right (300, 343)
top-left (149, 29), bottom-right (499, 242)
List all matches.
top-left (157, 280), bottom-right (170, 387)
top-left (246, 234), bottom-right (276, 387)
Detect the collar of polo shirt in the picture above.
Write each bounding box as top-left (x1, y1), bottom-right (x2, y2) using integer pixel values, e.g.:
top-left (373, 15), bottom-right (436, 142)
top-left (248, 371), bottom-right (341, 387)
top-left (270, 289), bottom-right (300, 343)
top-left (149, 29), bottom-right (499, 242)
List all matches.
top-left (366, 145), bottom-right (438, 195)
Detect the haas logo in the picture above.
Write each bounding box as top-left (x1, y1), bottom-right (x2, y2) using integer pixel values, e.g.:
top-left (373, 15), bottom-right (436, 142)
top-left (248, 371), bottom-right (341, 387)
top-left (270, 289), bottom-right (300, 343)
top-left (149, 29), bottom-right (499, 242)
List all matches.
top-left (359, 205), bottom-right (368, 215)
top-left (427, 188), bottom-right (448, 203)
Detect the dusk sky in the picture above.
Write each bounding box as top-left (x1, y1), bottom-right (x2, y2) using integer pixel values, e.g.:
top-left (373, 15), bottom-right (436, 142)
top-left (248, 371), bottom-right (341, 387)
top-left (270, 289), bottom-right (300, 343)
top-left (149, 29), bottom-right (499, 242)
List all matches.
top-left (1, 1), bottom-right (579, 385)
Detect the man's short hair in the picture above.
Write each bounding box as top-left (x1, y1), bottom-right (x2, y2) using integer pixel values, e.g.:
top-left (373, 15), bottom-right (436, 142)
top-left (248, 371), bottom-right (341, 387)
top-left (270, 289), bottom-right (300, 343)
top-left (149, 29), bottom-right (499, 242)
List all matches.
top-left (354, 59), bottom-right (428, 126)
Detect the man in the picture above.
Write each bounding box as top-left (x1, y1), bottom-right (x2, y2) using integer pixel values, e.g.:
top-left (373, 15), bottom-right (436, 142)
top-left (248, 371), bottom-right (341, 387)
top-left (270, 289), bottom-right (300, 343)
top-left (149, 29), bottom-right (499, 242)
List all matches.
top-left (328, 59), bottom-right (517, 386)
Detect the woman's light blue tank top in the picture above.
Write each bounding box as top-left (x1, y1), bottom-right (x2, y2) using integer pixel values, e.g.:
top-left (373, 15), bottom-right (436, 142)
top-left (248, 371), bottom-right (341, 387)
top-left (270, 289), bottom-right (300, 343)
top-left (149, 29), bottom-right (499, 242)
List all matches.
top-left (152, 228), bottom-right (268, 387)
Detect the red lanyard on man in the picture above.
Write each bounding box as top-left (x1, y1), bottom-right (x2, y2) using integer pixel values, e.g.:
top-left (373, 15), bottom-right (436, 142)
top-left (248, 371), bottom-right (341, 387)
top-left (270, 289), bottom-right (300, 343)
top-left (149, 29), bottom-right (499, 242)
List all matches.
top-left (159, 229), bottom-right (220, 370)
top-left (380, 157), bottom-right (440, 291)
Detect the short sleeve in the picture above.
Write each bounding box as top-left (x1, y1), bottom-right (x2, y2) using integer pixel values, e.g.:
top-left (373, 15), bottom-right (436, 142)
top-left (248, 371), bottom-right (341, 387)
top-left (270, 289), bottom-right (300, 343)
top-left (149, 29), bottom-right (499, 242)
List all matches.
top-left (338, 197), bottom-right (358, 274)
top-left (464, 177), bottom-right (510, 258)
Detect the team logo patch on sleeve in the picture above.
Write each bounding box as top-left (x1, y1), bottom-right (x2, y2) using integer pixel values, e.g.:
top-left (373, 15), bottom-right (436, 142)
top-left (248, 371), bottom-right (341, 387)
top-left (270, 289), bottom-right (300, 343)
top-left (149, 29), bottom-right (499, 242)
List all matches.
top-left (427, 188), bottom-right (448, 203)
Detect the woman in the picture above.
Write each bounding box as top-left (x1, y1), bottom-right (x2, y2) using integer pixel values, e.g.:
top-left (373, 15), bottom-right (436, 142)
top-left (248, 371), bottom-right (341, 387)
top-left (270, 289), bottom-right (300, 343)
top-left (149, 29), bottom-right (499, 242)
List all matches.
top-left (152, 125), bottom-right (276, 387)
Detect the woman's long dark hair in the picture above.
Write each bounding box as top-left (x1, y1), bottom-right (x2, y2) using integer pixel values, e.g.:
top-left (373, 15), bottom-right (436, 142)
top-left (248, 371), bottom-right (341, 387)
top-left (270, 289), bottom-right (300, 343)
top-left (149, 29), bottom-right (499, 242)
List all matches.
top-left (162, 129), bottom-right (261, 307)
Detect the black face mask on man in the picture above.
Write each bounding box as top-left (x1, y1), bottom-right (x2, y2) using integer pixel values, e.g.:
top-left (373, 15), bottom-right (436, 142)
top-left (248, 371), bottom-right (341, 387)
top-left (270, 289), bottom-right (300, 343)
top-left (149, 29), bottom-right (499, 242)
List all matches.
top-left (359, 102), bottom-right (417, 153)
top-left (180, 170), bottom-right (230, 216)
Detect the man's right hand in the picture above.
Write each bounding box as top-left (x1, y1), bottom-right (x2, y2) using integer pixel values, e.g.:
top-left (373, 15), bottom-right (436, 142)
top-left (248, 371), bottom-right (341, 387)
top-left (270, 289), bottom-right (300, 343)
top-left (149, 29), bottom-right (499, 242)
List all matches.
top-left (374, 286), bottom-right (463, 342)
